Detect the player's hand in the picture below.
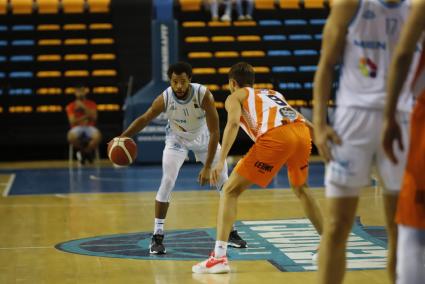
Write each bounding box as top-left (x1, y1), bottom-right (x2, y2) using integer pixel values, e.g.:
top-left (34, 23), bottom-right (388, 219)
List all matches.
top-left (198, 166), bottom-right (211, 186)
top-left (314, 124), bottom-right (342, 163)
top-left (210, 161), bottom-right (225, 186)
top-left (382, 117), bottom-right (403, 164)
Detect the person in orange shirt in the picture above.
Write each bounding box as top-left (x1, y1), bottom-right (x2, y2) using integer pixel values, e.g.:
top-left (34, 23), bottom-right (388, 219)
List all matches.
top-left (192, 62), bottom-right (323, 273)
top-left (66, 85), bottom-right (102, 164)
top-left (382, 1), bottom-right (425, 283)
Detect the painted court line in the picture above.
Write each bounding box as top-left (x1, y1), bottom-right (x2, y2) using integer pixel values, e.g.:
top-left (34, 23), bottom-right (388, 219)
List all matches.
top-left (2, 173), bottom-right (16, 197)
top-left (0, 246), bottom-right (52, 250)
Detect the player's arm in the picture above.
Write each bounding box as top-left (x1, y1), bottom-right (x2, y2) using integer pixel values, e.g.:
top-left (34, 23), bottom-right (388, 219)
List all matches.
top-left (218, 90), bottom-right (243, 164)
top-left (121, 95), bottom-right (165, 137)
top-left (383, 0), bottom-right (425, 163)
top-left (202, 90), bottom-right (220, 169)
top-left (312, 0), bottom-right (357, 162)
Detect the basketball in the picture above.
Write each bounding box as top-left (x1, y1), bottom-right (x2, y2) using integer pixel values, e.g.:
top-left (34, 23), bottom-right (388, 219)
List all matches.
top-left (107, 137), bottom-right (137, 166)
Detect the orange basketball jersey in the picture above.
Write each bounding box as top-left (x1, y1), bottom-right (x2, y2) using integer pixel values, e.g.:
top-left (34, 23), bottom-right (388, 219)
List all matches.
top-left (240, 88), bottom-right (304, 141)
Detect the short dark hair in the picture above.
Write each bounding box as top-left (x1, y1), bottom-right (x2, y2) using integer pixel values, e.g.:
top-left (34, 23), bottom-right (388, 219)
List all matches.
top-left (167, 61), bottom-right (192, 79)
top-left (228, 62), bottom-right (255, 87)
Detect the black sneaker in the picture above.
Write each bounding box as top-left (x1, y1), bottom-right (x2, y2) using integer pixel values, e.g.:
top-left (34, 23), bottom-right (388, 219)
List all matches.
top-left (228, 230), bottom-right (247, 248)
top-left (150, 234), bottom-right (166, 254)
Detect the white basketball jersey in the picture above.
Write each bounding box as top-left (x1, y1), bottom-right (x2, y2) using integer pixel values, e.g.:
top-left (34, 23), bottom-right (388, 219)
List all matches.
top-left (162, 83), bottom-right (208, 140)
top-left (337, 0), bottom-right (420, 112)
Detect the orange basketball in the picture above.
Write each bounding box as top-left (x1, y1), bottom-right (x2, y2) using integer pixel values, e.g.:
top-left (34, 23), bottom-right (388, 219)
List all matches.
top-left (107, 137), bottom-right (137, 166)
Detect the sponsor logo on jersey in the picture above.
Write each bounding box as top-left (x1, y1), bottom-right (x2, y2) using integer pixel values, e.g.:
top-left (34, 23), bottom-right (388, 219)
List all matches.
top-left (55, 218), bottom-right (388, 272)
top-left (354, 40), bottom-right (386, 50)
top-left (359, 57), bottom-right (377, 78)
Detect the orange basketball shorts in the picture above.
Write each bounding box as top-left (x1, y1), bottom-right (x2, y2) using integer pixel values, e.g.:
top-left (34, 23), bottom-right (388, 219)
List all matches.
top-left (396, 93), bottom-right (425, 229)
top-left (235, 122), bottom-right (312, 188)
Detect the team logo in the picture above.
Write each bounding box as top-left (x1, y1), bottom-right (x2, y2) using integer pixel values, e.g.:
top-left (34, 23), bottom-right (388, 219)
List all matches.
top-left (56, 218), bottom-right (387, 272)
top-left (359, 57), bottom-right (377, 78)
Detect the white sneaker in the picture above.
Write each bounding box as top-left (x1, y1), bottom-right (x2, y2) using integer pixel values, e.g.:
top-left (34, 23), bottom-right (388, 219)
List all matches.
top-left (192, 253), bottom-right (230, 274)
top-left (238, 15), bottom-right (246, 21)
top-left (221, 14), bottom-right (231, 22)
top-left (245, 14), bottom-right (252, 20)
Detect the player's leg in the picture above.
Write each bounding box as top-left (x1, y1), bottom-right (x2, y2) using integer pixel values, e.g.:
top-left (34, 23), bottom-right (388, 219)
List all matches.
top-left (150, 140), bottom-right (187, 254)
top-left (287, 123), bottom-right (323, 235)
top-left (194, 140), bottom-right (247, 248)
top-left (319, 107), bottom-right (375, 284)
top-left (377, 110), bottom-right (410, 283)
top-left (192, 171), bottom-right (252, 274)
top-left (396, 225), bottom-right (425, 284)
top-left (318, 188), bottom-right (359, 284)
top-left (192, 126), bottom-right (295, 273)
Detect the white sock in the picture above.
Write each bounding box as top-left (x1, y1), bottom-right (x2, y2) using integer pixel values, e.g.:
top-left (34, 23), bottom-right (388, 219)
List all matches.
top-left (154, 218), bottom-right (165, 234)
top-left (214, 240), bottom-right (228, 258)
top-left (232, 224), bottom-right (236, 231)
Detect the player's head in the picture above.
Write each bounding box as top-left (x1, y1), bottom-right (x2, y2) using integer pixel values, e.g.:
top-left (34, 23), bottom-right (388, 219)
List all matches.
top-left (228, 62), bottom-right (255, 93)
top-left (74, 84), bottom-right (88, 99)
top-left (168, 61), bottom-right (192, 99)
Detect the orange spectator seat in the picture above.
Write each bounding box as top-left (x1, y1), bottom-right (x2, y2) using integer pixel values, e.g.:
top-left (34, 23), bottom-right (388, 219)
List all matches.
top-left (11, 0), bottom-right (33, 14)
top-left (179, 0), bottom-right (201, 11)
top-left (280, 0), bottom-right (300, 9)
top-left (62, 0), bottom-right (85, 13)
top-left (0, 0), bottom-right (8, 14)
top-left (87, 0), bottom-right (110, 13)
top-left (255, 0), bottom-right (275, 9)
top-left (37, 0), bottom-right (59, 14)
top-left (304, 0), bottom-right (324, 8)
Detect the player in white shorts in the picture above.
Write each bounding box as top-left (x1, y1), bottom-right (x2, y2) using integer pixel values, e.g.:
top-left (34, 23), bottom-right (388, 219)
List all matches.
top-left (313, 0), bottom-right (421, 283)
top-left (120, 61), bottom-right (247, 254)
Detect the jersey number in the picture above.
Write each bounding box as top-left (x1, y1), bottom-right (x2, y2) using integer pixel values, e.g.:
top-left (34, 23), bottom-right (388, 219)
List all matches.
top-left (386, 18), bottom-right (398, 36)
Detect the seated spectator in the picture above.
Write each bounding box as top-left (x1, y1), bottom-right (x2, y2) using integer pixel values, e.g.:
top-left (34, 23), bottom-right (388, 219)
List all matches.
top-left (66, 85), bottom-right (102, 164)
top-left (236, 0), bottom-right (253, 20)
top-left (209, 0), bottom-right (232, 21)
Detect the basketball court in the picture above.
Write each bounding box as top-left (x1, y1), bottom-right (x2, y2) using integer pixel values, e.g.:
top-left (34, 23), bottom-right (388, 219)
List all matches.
top-left (0, 160), bottom-right (390, 283)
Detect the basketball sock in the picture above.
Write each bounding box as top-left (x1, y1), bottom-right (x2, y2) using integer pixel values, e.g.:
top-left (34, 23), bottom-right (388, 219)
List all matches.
top-left (214, 241), bottom-right (228, 258)
top-left (232, 224), bottom-right (236, 231)
top-left (154, 218), bottom-right (165, 235)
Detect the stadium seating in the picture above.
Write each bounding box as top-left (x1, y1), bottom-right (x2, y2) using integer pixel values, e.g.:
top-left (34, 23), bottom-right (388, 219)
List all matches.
top-left (178, 1), bottom-right (330, 105)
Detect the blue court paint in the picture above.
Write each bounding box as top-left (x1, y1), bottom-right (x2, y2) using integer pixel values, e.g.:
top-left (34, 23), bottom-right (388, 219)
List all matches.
top-left (55, 217), bottom-right (387, 272)
top-left (1, 162), bottom-right (325, 196)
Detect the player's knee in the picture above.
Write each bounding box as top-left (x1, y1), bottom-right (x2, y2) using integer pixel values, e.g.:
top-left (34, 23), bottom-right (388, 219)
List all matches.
top-left (222, 183), bottom-right (244, 198)
top-left (156, 175), bottom-right (177, 202)
top-left (291, 185), bottom-right (306, 198)
top-left (156, 185), bottom-right (172, 202)
top-left (325, 217), bottom-right (352, 243)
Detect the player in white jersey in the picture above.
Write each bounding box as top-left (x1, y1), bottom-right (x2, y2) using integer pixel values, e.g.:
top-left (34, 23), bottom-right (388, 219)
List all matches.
top-left (382, 1), bottom-right (425, 283)
top-left (313, 0), bottom-right (421, 283)
top-left (120, 62), bottom-right (247, 254)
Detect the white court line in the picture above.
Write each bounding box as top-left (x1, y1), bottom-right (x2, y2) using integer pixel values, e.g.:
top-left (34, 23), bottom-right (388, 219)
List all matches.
top-left (2, 173), bottom-right (16, 197)
top-left (89, 175), bottom-right (198, 182)
top-left (0, 246), bottom-right (52, 250)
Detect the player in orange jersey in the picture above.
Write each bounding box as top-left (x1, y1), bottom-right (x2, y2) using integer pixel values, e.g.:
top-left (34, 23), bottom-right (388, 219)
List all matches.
top-left (382, 1), bottom-right (425, 283)
top-left (192, 62), bottom-right (323, 273)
